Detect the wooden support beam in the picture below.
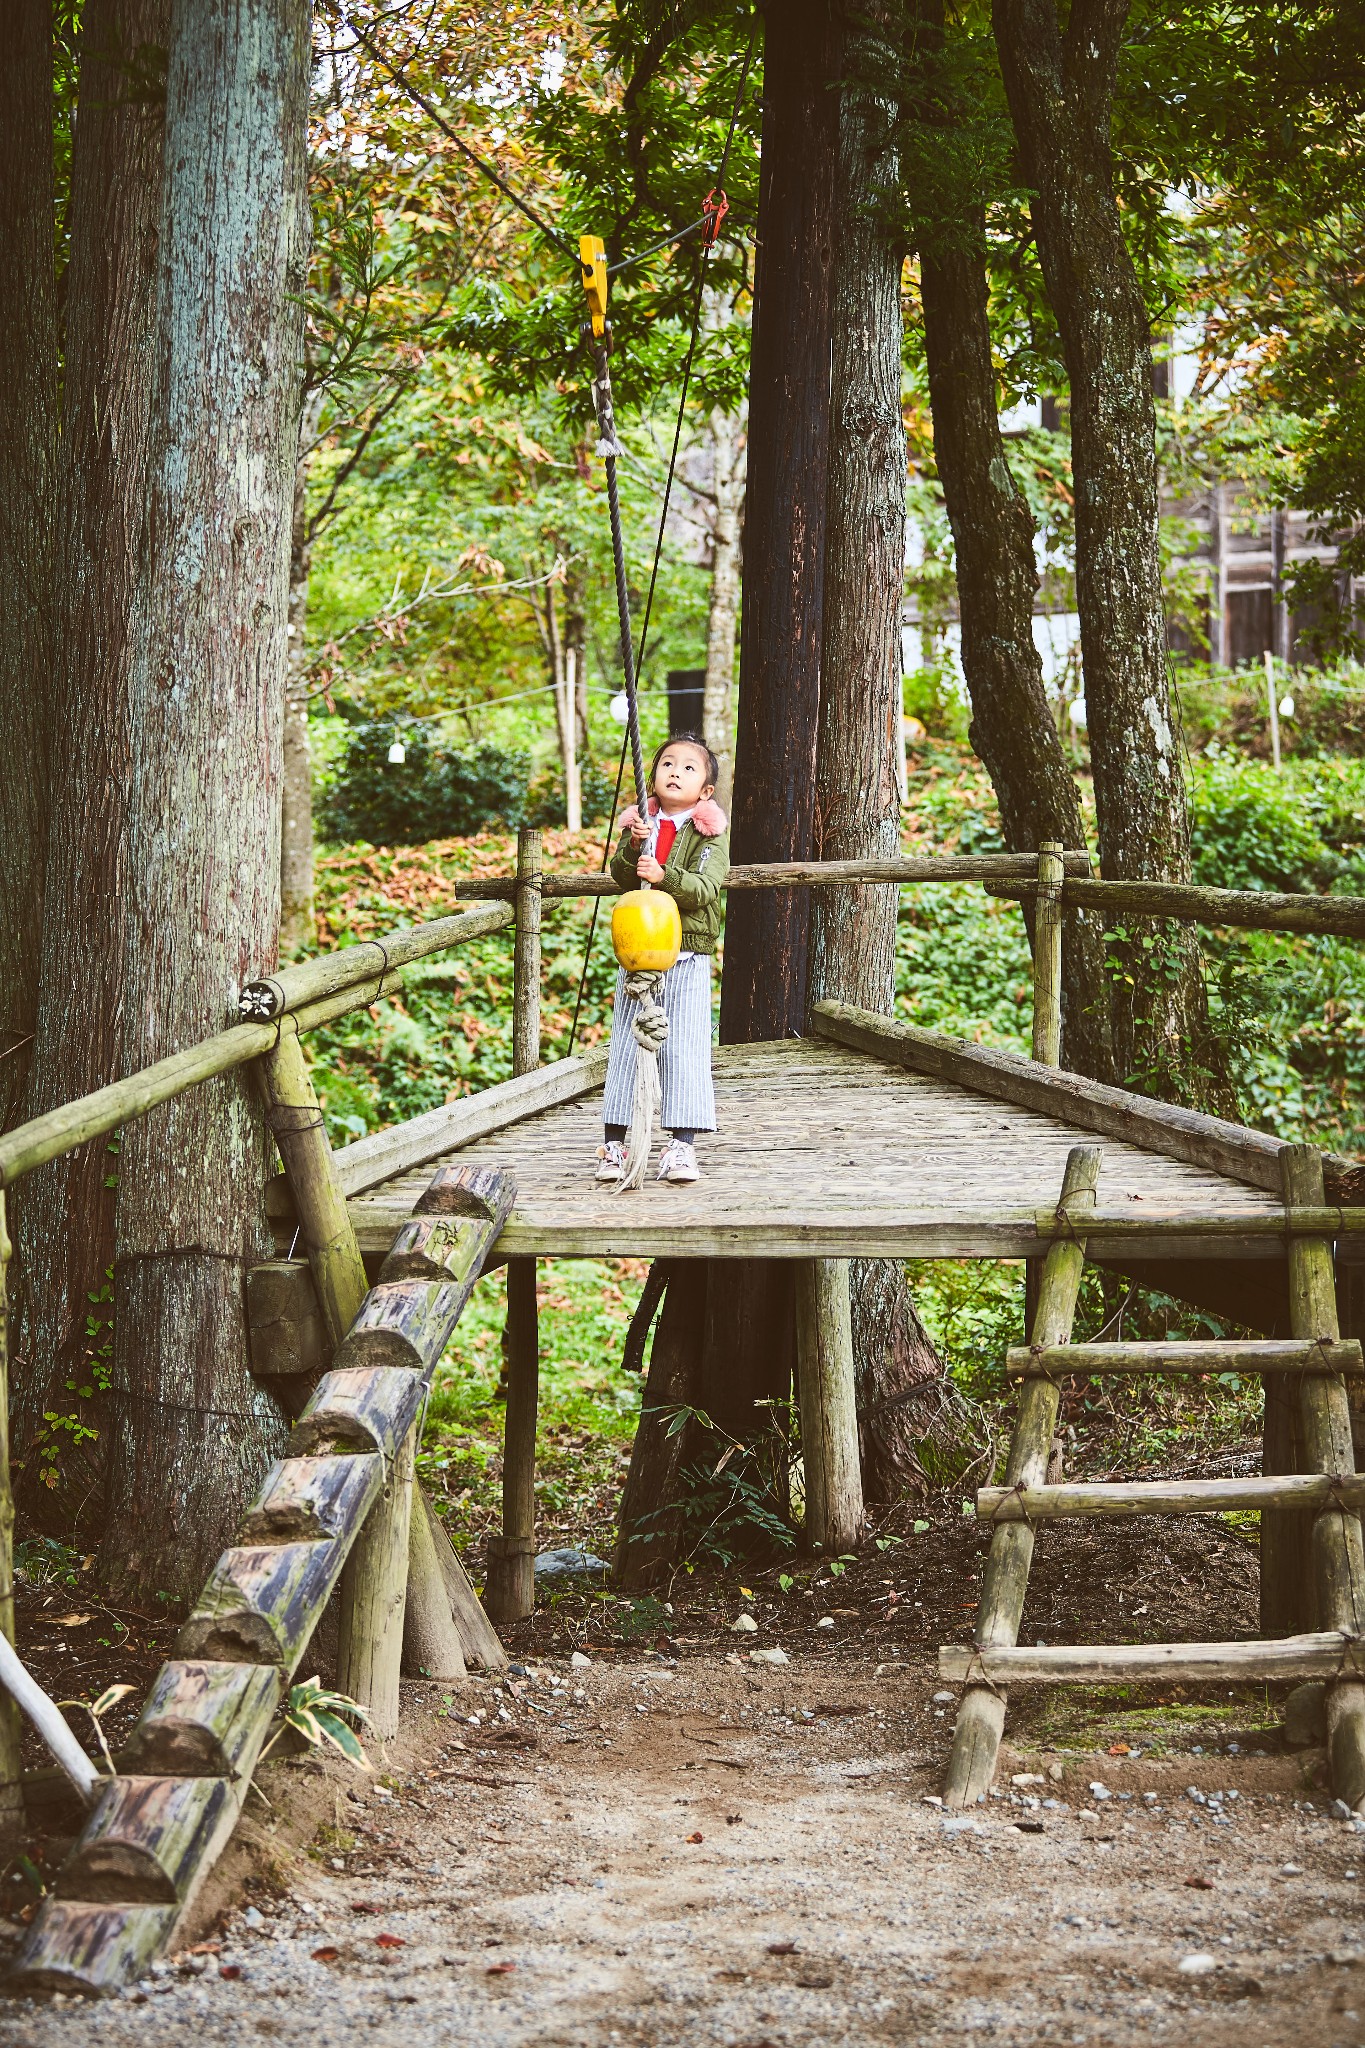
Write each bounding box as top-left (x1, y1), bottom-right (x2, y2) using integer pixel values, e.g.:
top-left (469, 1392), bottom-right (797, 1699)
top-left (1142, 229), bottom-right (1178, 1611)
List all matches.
top-left (944, 1145), bottom-right (1100, 1809)
top-left (246, 1259), bottom-right (328, 1385)
top-left (414, 1490), bottom-right (507, 1673)
top-left (484, 1259), bottom-right (538, 1626)
top-left (337, 1425), bottom-right (416, 1741)
top-left (402, 1484), bottom-right (467, 1683)
top-left (258, 1032), bottom-right (367, 1341)
top-left (979, 1473), bottom-right (1365, 1520)
top-left (1283, 1146), bottom-right (1365, 1813)
top-left (795, 1259), bottom-right (863, 1554)
top-left (1031, 842), bottom-right (1063, 1068)
top-left (0, 1630), bottom-right (100, 1807)
top-left (1006, 1338), bottom-right (1364, 1378)
top-left (447, 850), bottom-right (1095, 900)
top-left (513, 825), bottom-right (542, 1080)
top-left (940, 1630), bottom-right (1365, 1686)
top-left (811, 999), bottom-right (1286, 1192)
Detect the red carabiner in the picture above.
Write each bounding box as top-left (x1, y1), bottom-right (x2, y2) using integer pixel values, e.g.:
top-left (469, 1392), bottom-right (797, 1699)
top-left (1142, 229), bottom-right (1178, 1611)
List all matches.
top-left (702, 187), bottom-right (730, 248)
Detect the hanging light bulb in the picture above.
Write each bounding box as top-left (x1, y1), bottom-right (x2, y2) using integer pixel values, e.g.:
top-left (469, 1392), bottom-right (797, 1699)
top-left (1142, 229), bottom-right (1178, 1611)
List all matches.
top-left (1067, 697), bottom-right (1088, 730)
top-left (1278, 694), bottom-right (1295, 720)
top-left (609, 692), bottom-right (630, 725)
top-left (387, 735), bottom-right (406, 765)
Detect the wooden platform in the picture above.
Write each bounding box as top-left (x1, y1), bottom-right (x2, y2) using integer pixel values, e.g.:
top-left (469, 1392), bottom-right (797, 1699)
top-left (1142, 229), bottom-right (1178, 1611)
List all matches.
top-left (339, 1032), bottom-right (1286, 1262)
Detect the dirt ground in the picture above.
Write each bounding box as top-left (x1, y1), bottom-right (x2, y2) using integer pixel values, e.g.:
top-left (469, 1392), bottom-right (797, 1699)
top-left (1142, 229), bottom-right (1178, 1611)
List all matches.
top-left (4, 1512), bottom-right (1365, 2047)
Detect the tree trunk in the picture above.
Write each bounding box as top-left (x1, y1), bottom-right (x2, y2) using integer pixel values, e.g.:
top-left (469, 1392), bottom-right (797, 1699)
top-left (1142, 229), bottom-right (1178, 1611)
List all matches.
top-left (718, 0), bottom-right (840, 1047)
top-left (992, 0), bottom-right (1232, 1108)
top-left (919, 222), bottom-right (1119, 1083)
top-left (101, 0), bottom-right (310, 1605)
top-left (542, 580), bottom-right (582, 833)
top-left (281, 385), bottom-right (324, 954)
top-left (808, 5), bottom-right (942, 1506)
top-left (10, 0), bottom-right (169, 1532)
top-left (702, 0), bottom-right (842, 1516)
top-left (0, 0), bottom-right (58, 1129)
top-left (701, 405), bottom-right (745, 812)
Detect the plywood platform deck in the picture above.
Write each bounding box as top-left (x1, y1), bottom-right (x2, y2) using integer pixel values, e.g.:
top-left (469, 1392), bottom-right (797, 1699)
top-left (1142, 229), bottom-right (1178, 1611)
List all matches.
top-left (342, 1035), bottom-right (1285, 1261)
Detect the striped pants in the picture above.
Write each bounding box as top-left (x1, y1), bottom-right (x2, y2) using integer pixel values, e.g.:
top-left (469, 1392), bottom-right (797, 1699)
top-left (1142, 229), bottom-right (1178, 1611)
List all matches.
top-left (602, 951), bottom-right (717, 1133)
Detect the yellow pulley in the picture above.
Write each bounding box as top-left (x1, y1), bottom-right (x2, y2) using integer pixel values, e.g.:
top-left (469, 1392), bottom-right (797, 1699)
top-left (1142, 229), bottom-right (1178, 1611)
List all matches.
top-left (611, 886), bottom-right (681, 974)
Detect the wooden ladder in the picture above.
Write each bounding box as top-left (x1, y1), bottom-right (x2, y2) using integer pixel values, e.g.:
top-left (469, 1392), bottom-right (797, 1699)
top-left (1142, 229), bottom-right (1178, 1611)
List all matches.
top-left (943, 1141), bottom-right (1365, 1810)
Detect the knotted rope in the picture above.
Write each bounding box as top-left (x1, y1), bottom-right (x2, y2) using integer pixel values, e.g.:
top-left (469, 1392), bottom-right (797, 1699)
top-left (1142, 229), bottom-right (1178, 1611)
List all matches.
top-left (615, 970), bottom-right (670, 1192)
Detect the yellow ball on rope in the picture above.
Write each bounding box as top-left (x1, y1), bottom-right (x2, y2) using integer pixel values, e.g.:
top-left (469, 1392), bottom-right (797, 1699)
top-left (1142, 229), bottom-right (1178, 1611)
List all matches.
top-left (611, 888), bottom-right (681, 974)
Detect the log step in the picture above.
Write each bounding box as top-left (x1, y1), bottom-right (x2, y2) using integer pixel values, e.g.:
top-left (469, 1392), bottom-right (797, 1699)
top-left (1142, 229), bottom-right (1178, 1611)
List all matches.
top-left (55, 1777), bottom-right (230, 1905)
top-left (940, 1630), bottom-right (1365, 1686)
top-left (1006, 1337), bottom-right (1364, 1379)
top-left (9, 1902), bottom-right (179, 1995)
top-left (120, 1662), bottom-right (281, 1778)
top-left (977, 1472), bottom-right (1365, 1521)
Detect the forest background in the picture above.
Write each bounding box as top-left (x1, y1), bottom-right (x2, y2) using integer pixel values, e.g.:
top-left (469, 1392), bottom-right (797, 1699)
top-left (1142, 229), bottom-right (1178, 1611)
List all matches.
top-left (3, 0), bottom-right (1365, 1606)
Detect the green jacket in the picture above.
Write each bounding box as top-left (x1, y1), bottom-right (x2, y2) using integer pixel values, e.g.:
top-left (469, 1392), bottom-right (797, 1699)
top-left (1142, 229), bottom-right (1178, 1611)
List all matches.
top-left (609, 801), bottom-right (730, 955)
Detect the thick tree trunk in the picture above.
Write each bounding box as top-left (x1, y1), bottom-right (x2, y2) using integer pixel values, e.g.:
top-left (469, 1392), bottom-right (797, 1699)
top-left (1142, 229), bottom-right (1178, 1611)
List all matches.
top-left (718, 0), bottom-right (840, 1046)
top-left (101, 0), bottom-right (310, 1604)
top-left (703, 0), bottom-right (842, 1515)
top-left (11, 0), bottom-right (168, 1531)
top-left (281, 386), bottom-right (324, 953)
top-left (0, 1), bottom-right (57, 1129)
top-left (920, 224), bottom-right (1119, 1083)
top-left (701, 405), bottom-right (745, 812)
top-left (992, 0), bottom-right (1232, 1108)
top-left (809, 7), bottom-right (942, 1506)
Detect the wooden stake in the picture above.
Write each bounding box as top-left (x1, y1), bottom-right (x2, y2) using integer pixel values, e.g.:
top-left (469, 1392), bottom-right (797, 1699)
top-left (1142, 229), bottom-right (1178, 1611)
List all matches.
top-left (0, 1192), bottom-right (20, 1830)
top-left (1031, 842), bottom-right (1063, 1068)
top-left (1282, 1145), bottom-right (1365, 1811)
top-left (795, 1259), bottom-right (863, 1553)
top-left (944, 1144), bottom-right (1100, 1808)
top-left (484, 1259), bottom-right (538, 1625)
top-left (337, 1423), bottom-right (416, 1740)
top-left (402, 1486), bottom-right (467, 1682)
top-left (258, 1031), bottom-right (366, 1341)
top-left (513, 825), bottom-right (543, 1081)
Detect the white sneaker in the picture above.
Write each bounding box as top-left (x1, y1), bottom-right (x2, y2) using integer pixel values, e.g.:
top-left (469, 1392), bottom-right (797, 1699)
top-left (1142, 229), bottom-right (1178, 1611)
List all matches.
top-left (595, 1140), bottom-right (627, 1182)
top-left (657, 1140), bottom-right (699, 1185)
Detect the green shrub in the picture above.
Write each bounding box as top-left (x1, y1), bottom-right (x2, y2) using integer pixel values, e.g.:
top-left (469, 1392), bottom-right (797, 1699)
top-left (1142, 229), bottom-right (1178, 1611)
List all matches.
top-left (1189, 751), bottom-right (1365, 894)
top-left (320, 723), bottom-right (615, 845)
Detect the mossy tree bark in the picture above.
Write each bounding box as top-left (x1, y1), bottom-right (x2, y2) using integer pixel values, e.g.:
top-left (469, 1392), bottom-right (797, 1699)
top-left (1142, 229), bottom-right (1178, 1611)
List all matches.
top-left (992, 0), bottom-right (1232, 1108)
top-left (11, 0), bottom-right (170, 1536)
top-left (101, 0), bottom-right (311, 1604)
top-left (810, 5), bottom-right (942, 1503)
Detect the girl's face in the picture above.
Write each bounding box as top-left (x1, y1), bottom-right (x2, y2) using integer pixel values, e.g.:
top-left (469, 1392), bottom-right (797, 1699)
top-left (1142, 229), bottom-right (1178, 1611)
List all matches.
top-left (653, 743), bottom-right (714, 812)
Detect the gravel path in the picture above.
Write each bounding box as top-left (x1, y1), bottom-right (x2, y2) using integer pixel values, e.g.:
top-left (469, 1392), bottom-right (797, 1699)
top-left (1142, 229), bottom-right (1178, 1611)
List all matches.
top-left (4, 1652), bottom-right (1365, 2047)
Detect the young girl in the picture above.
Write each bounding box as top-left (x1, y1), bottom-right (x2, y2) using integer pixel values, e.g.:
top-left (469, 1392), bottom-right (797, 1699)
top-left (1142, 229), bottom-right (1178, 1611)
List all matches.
top-left (597, 734), bottom-right (729, 1185)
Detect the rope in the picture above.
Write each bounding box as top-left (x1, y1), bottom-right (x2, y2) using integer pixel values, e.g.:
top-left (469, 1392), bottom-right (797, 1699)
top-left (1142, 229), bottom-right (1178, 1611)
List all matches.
top-left (566, 26), bottom-right (757, 1055)
top-left (614, 970), bottom-right (670, 1192)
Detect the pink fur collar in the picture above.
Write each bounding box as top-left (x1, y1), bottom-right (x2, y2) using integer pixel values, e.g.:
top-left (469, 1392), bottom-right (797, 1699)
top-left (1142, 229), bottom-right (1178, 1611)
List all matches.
top-left (620, 796), bottom-right (727, 837)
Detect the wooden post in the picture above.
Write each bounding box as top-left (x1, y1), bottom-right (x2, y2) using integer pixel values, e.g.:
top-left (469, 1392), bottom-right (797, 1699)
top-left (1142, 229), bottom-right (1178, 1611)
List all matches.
top-left (1031, 841), bottom-right (1064, 1068)
top-left (1282, 1145), bottom-right (1365, 1810)
top-left (337, 1424), bottom-right (416, 1741)
top-left (795, 1259), bottom-right (863, 1553)
top-left (0, 1193), bottom-right (22, 1830)
top-left (258, 1031), bottom-right (366, 1341)
top-left (513, 825), bottom-right (542, 1080)
top-left (484, 1258), bottom-right (538, 1624)
top-left (944, 1144), bottom-right (1100, 1808)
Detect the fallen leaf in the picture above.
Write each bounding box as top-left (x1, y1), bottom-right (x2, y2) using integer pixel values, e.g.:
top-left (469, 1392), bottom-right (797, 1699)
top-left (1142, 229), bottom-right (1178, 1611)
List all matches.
top-left (219, 1964), bottom-right (242, 1981)
top-left (349, 1902), bottom-right (383, 1916)
top-left (188, 1942), bottom-right (223, 1956)
top-left (686, 1831), bottom-right (704, 1844)
top-left (311, 1946), bottom-right (340, 1964)
top-left (1108, 1742), bottom-right (1131, 1756)
top-left (797, 1974), bottom-right (834, 1989)
top-left (486, 1961), bottom-right (517, 1976)
top-left (726, 1813), bottom-right (742, 1825)
top-left (1184, 1875), bottom-right (1215, 1890)
top-left (48, 1613), bottom-right (93, 1628)
top-left (766, 1940), bottom-right (799, 1955)
top-left (375, 1933), bottom-right (406, 1949)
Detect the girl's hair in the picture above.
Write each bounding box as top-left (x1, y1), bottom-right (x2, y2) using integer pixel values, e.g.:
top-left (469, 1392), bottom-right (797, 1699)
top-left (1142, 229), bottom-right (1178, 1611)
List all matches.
top-left (650, 731), bottom-right (719, 789)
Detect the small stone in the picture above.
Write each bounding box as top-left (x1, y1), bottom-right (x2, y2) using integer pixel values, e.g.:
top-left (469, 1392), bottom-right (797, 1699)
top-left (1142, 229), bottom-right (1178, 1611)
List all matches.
top-left (570, 1651), bottom-right (592, 1669)
top-left (1012, 1772), bottom-right (1045, 1786)
top-left (816, 1616), bottom-right (836, 1630)
top-left (932, 1690), bottom-right (955, 1704)
top-left (1178, 1952), bottom-right (1218, 1976)
top-left (749, 1647), bottom-right (789, 1666)
top-left (1280, 1863), bottom-right (1303, 1876)
top-left (242, 1908), bottom-right (264, 1931)
top-left (731, 1613), bottom-right (759, 1633)
top-left (1088, 1782), bottom-right (1111, 1802)
top-left (534, 1548), bottom-right (609, 1583)
top-left (1334, 1798), bottom-right (1355, 1820)
top-left (1283, 1680), bottom-right (1327, 1749)
top-left (1078, 1808), bottom-right (1099, 1821)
